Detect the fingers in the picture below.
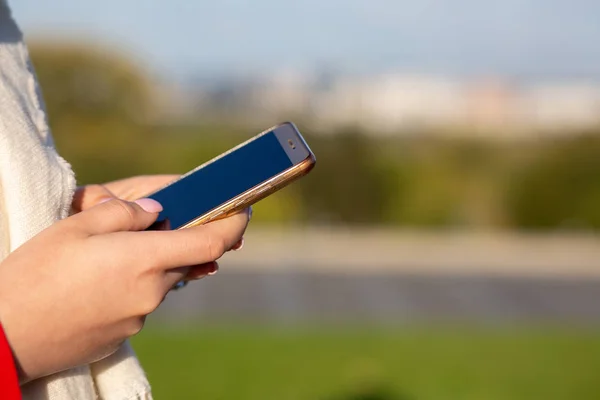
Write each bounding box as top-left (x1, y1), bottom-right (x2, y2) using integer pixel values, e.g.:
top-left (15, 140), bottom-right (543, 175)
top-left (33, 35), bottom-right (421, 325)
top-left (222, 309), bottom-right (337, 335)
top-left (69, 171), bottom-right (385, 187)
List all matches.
top-left (231, 237), bottom-right (244, 251)
top-left (185, 261), bottom-right (219, 281)
top-left (73, 175), bottom-right (180, 214)
top-left (126, 208), bottom-right (250, 270)
top-left (72, 185), bottom-right (116, 213)
top-left (103, 175), bottom-right (180, 201)
top-left (164, 262), bottom-right (218, 293)
top-left (163, 266), bottom-right (191, 291)
top-left (69, 198), bottom-right (163, 235)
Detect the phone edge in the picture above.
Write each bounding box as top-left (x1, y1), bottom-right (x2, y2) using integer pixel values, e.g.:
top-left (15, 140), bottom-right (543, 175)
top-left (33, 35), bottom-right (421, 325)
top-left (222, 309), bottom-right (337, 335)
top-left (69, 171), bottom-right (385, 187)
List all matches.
top-left (141, 121), bottom-right (315, 229)
top-left (179, 151), bottom-right (315, 228)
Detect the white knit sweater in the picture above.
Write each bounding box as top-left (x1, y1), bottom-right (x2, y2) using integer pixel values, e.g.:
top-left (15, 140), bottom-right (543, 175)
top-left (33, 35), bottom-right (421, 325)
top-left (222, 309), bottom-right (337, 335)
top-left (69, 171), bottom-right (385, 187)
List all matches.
top-left (0, 2), bottom-right (152, 399)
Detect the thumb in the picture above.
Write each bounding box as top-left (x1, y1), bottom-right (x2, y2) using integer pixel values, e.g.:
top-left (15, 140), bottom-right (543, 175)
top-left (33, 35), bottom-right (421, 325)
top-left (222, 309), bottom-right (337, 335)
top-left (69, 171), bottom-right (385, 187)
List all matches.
top-left (70, 198), bottom-right (163, 235)
top-left (72, 184), bottom-right (117, 213)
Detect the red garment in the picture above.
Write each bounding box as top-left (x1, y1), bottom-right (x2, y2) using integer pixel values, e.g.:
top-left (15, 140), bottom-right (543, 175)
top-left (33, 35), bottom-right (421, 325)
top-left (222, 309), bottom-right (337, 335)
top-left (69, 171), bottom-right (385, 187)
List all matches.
top-left (0, 324), bottom-right (20, 399)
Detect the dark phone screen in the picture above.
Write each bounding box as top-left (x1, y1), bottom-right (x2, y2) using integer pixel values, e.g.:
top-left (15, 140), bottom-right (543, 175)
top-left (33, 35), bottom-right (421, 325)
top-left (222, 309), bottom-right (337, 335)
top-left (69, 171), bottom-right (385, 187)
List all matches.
top-left (148, 131), bottom-right (292, 229)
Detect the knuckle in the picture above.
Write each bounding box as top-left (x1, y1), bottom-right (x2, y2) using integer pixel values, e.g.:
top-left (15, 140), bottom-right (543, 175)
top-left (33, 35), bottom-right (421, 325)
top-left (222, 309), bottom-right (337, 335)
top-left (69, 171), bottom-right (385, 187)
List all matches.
top-left (109, 199), bottom-right (137, 230)
top-left (137, 299), bottom-right (157, 316)
top-left (126, 316), bottom-right (146, 337)
top-left (206, 234), bottom-right (226, 260)
top-left (137, 290), bottom-right (164, 315)
top-left (84, 184), bottom-right (113, 203)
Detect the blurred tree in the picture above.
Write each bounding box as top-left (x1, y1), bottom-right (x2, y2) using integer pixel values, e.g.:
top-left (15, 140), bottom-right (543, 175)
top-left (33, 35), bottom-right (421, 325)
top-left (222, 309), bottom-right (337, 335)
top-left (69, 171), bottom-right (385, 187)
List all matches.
top-left (28, 41), bottom-right (153, 126)
top-left (298, 129), bottom-right (397, 225)
top-left (325, 385), bottom-right (408, 400)
top-left (507, 135), bottom-right (600, 230)
top-left (27, 41), bottom-right (158, 183)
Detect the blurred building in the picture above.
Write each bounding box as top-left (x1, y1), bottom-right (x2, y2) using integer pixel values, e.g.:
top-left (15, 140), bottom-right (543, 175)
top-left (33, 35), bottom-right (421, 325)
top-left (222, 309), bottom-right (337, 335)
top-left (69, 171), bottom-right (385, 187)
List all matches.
top-left (305, 74), bottom-right (600, 137)
top-left (154, 72), bottom-right (600, 137)
top-left (311, 74), bottom-right (466, 134)
top-left (464, 79), bottom-right (520, 136)
top-left (517, 83), bottom-right (600, 133)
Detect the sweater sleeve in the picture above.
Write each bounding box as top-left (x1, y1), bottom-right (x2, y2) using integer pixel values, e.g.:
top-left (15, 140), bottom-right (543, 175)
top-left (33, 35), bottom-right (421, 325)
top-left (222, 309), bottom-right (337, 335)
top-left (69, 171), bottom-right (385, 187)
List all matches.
top-left (0, 323), bottom-right (20, 399)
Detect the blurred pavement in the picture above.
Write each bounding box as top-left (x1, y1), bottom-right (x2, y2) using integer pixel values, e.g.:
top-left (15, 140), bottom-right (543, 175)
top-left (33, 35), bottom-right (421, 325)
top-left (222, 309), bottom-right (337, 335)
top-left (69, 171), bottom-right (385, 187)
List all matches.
top-left (223, 228), bottom-right (600, 278)
top-left (154, 229), bottom-right (600, 324)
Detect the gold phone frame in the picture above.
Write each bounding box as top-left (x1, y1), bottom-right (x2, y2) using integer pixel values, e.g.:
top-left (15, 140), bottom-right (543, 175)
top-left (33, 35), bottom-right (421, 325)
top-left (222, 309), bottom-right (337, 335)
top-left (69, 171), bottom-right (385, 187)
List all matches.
top-left (145, 122), bottom-right (316, 229)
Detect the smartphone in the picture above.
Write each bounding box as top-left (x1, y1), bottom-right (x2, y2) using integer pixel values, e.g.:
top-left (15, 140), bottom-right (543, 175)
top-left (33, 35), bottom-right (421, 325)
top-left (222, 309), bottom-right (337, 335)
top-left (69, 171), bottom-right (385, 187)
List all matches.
top-left (145, 122), bottom-right (315, 230)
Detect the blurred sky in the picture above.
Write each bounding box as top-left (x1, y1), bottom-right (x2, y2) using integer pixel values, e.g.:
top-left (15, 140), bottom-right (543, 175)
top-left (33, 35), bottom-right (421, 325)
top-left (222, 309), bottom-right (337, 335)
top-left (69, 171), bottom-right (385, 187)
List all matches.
top-left (10, 0), bottom-right (600, 81)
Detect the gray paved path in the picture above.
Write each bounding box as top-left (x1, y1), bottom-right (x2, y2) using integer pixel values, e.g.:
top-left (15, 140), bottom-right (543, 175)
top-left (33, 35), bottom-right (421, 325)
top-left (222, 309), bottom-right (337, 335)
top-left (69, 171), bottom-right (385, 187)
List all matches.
top-left (154, 268), bottom-right (600, 324)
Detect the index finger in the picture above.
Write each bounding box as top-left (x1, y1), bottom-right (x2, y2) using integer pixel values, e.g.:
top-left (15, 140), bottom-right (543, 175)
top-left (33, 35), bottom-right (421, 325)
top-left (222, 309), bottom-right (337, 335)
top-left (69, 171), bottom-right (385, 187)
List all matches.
top-left (72, 184), bottom-right (116, 213)
top-left (124, 208), bottom-right (251, 270)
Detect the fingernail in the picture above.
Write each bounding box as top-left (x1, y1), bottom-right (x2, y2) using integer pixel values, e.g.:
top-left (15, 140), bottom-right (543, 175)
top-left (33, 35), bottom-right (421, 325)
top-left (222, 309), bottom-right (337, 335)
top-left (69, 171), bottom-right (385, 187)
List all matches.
top-left (232, 238), bottom-right (244, 251)
top-left (134, 198), bottom-right (163, 213)
top-left (248, 207), bottom-right (253, 221)
top-left (208, 262), bottom-right (219, 276)
top-left (98, 198), bottom-right (112, 205)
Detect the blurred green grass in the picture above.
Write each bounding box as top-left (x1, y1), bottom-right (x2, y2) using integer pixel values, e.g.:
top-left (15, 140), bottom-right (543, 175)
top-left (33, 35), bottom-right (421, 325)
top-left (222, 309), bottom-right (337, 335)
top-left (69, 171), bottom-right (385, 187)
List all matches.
top-left (132, 326), bottom-right (600, 400)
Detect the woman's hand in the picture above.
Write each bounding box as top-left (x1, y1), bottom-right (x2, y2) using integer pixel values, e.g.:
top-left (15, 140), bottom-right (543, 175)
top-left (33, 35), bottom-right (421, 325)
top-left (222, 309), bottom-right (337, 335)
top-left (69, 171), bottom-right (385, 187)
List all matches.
top-left (0, 197), bottom-right (250, 383)
top-left (72, 175), bottom-right (180, 212)
top-left (73, 175), bottom-right (246, 279)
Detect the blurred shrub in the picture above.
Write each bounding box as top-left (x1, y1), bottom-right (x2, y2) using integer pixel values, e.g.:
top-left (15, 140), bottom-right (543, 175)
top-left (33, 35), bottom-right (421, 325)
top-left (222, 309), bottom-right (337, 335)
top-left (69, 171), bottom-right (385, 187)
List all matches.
top-left (29, 41), bottom-right (155, 183)
top-left (506, 135), bottom-right (600, 231)
top-left (29, 41), bottom-right (152, 125)
top-left (298, 129), bottom-right (398, 225)
top-left (398, 140), bottom-right (507, 228)
top-left (325, 385), bottom-right (407, 400)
